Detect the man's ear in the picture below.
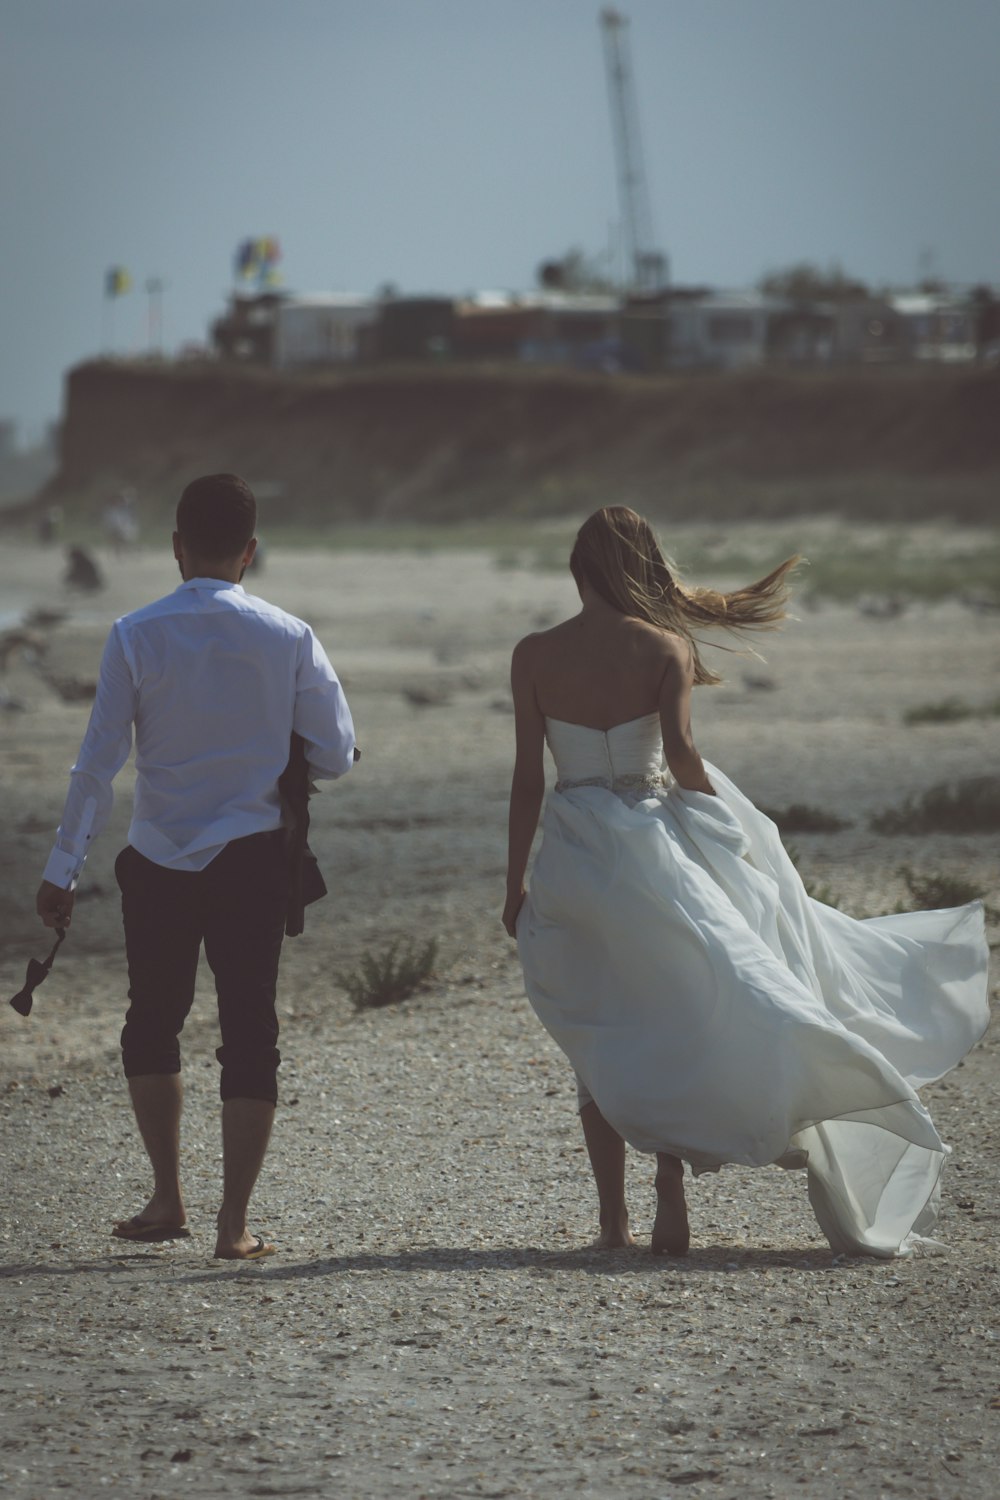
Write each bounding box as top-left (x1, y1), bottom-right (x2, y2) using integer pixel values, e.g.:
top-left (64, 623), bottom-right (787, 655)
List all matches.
top-left (243, 537), bottom-right (258, 568)
top-left (172, 530), bottom-right (183, 561)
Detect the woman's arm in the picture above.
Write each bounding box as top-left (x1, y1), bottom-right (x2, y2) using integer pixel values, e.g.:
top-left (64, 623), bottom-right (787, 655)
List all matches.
top-left (658, 639), bottom-right (715, 794)
top-left (503, 637), bottom-right (546, 936)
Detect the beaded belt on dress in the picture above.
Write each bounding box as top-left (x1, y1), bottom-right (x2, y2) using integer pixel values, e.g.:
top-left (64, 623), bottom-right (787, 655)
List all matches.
top-left (555, 772), bottom-right (666, 795)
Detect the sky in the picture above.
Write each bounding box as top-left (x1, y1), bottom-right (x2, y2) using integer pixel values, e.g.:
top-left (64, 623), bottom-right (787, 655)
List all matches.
top-left (2, 0), bottom-right (999, 440)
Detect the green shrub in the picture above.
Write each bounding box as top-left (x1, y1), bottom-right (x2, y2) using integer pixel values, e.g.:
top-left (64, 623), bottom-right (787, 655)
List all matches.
top-left (342, 937), bottom-right (439, 1011)
top-left (871, 776), bottom-right (1000, 835)
top-left (787, 534), bottom-right (1000, 602)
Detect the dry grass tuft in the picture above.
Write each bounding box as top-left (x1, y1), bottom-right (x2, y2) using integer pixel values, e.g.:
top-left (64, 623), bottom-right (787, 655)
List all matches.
top-left (761, 803), bottom-right (852, 833)
top-left (786, 846), bottom-right (843, 909)
top-left (871, 776), bottom-right (1000, 835)
top-left (342, 937), bottom-right (439, 1011)
top-left (903, 697), bottom-right (1000, 726)
top-left (893, 866), bottom-right (994, 918)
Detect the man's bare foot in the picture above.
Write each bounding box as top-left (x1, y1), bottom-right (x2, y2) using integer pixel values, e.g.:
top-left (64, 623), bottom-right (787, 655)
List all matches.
top-left (213, 1228), bottom-right (275, 1261)
top-left (652, 1157), bottom-right (690, 1257)
top-left (112, 1189), bottom-right (186, 1239)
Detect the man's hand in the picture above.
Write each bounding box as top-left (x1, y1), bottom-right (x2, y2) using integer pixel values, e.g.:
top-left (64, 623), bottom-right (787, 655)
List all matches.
top-left (36, 880), bottom-right (74, 930)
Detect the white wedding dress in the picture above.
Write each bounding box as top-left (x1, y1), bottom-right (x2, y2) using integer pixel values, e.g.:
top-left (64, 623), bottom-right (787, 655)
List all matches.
top-left (516, 714), bottom-right (990, 1258)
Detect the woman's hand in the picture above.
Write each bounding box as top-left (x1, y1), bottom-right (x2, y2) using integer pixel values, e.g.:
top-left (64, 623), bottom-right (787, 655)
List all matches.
top-left (504, 637), bottom-right (545, 940)
top-left (659, 639), bottom-right (716, 795)
top-left (502, 888), bottom-right (526, 938)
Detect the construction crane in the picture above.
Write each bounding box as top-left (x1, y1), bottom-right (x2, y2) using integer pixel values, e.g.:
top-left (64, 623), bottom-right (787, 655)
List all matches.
top-left (600, 7), bottom-right (667, 292)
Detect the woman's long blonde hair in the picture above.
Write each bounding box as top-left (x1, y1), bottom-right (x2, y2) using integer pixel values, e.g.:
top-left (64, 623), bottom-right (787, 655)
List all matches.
top-left (569, 506), bottom-right (801, 686)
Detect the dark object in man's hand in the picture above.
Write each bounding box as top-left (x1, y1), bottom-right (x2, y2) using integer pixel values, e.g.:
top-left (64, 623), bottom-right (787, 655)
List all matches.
top-left (9, 928), bottom-right (66, 1016)
top-left (279, 733), bottom-right (327, 938)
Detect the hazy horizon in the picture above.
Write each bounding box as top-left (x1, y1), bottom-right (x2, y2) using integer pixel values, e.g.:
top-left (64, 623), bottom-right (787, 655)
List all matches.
top-left (3, 0), bottom-right (999, 439)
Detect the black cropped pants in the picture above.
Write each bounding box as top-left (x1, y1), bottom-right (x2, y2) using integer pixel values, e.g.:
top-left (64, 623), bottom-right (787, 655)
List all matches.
top-left (115, 830), bottom-right (288, 1103)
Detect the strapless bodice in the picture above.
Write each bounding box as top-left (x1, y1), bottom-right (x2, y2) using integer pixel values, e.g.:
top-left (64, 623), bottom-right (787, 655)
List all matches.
top-left (545, 713), bottom-right (665, 794)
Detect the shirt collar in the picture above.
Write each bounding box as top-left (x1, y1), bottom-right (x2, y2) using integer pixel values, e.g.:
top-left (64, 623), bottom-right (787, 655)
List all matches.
top-left (177, 577), bottom-right (247, 593)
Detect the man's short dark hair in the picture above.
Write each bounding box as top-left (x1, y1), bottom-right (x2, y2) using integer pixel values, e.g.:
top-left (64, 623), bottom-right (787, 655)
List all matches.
top-left (176, 474), bottom-right (256, 558)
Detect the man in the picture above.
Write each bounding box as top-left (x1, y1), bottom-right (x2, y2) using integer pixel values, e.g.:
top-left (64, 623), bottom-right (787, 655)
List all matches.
top-left (36, 474), bottom-right (356, 1260)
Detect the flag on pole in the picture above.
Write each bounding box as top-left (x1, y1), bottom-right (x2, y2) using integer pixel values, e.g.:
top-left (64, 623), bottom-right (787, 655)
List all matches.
top-left (234, 237), bottom-right (281, 286)
top-left (105, 266), bottom-right (131, 298)
top-left (235, 240), bottom-right (257, 279)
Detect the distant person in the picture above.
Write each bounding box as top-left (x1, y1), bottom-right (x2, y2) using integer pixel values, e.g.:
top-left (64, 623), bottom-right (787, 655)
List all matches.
top-left (503, 506), bottom-right (989, 1258)
top-left (63, 546), bottom-right (103, 592)
top-left (38, 505), bottom-right (62, 545)
top-left (36, 474), bottom-right (357, 1260)
top-left (102, 489), bottom-right (140, 553)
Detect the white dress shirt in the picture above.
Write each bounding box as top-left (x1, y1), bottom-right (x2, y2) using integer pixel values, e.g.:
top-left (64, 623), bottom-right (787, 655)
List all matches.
top-left (43, 578), bottom-right (356, 889)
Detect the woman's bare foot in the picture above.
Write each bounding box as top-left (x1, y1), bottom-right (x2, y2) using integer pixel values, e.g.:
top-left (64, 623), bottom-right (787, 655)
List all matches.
top-left (652, 1155), bottom-right (690, 1257)
top-left (579, 1102), bottom-right (634, 1249)
top-left (593, 1212), bottom-right (636, 1250)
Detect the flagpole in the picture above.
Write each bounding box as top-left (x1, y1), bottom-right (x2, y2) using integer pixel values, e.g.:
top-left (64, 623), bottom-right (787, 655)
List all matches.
top-left (103, 267), bottom-right (130, 354)
top-left (146, 278), bottom-right (164, 354)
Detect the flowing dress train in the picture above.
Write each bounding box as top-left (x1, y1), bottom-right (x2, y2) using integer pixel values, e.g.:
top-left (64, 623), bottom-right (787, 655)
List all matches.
top-left (516, 714), bottom-right (990, 1257)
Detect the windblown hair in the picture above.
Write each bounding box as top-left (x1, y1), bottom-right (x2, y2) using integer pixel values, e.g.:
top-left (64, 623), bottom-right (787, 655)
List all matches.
top-left (176, 473), bottom-right (256, 559)
top-left (569, 506), bottom-right (801, 685)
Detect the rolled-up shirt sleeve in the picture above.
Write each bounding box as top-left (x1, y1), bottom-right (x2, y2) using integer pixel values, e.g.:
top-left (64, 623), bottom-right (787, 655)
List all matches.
top-left (42, 622), bottom-right (137, 889)
top-left (293, 627), bottom-right (356, 780)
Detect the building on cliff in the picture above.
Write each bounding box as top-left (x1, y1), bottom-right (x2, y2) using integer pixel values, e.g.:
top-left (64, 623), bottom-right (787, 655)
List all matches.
top-left (272, 295), bottom-right (377, 368)
top-left (210, 284), bottom-right (991, 376)
top-left (452, 291), bottom-right (622, 366)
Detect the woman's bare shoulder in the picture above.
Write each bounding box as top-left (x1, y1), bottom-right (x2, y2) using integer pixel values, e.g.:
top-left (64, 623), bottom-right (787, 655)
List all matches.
top-left (625, 617), bottom-right (691, 661)
top-left (513, 617), bottom-right (579, 656)
top-left (511, 630), bottom-right (542, 664)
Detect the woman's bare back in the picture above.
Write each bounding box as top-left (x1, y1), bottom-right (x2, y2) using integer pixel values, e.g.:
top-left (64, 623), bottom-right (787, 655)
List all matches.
top-left (523, 608), bottom-right (681, 730)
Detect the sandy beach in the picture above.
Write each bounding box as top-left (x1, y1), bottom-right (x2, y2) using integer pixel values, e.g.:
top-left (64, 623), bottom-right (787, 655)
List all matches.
top-left (1, 527), bottom-right (998, 1499)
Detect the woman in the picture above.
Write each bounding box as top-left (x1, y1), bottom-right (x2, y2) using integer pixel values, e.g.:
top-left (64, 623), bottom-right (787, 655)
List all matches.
top-left (503, 507), bottom-right (989, 1258)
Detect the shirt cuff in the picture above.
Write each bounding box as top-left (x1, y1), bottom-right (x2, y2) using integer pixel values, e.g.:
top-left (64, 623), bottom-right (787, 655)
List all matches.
top-left (42, 847), bottom-right (83, 890)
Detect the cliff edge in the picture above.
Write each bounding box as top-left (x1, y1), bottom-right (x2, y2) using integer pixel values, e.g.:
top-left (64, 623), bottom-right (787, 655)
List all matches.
top-left (39, 358), bottom-right (1000, 524)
